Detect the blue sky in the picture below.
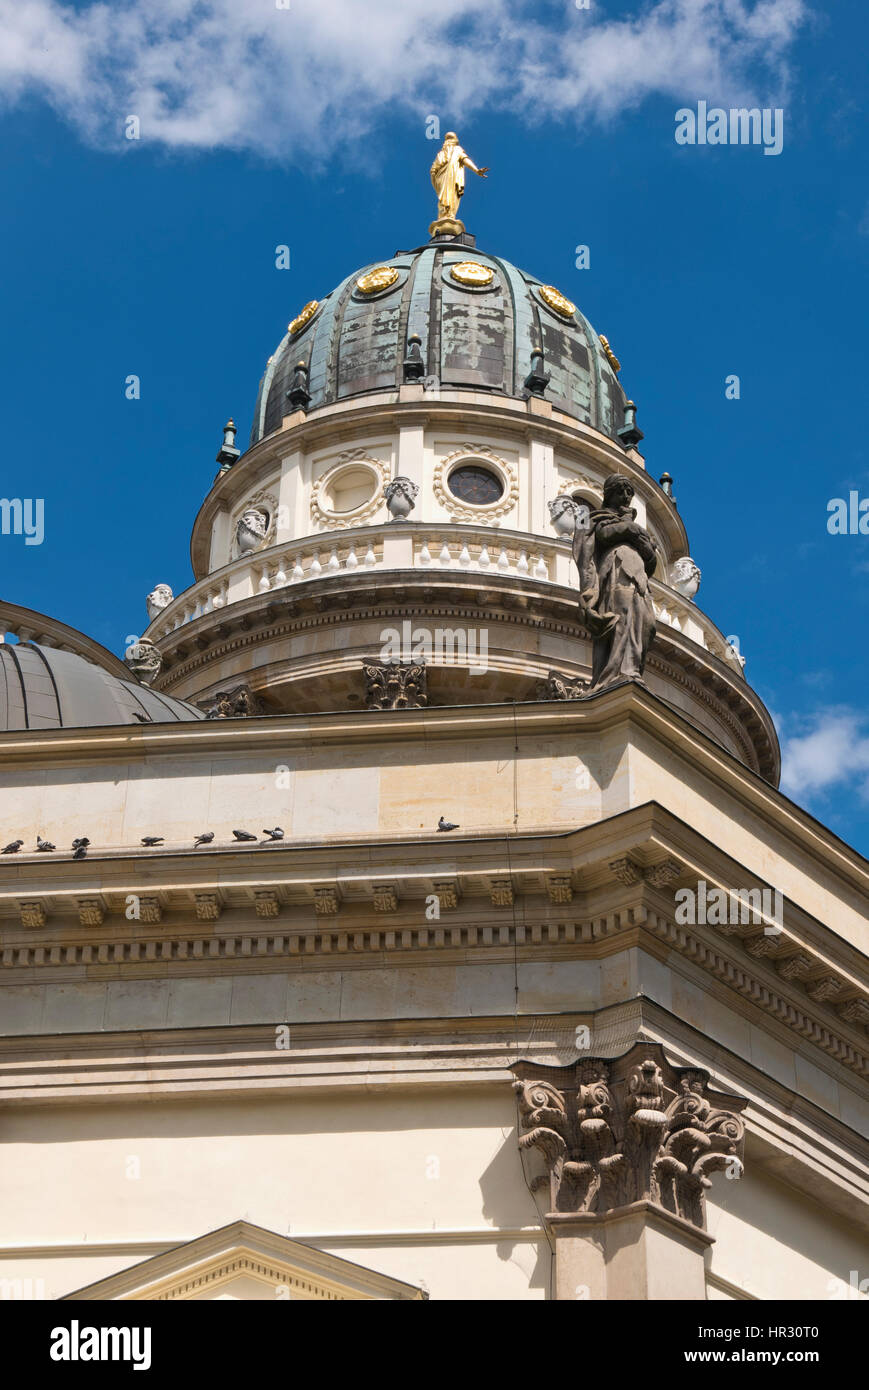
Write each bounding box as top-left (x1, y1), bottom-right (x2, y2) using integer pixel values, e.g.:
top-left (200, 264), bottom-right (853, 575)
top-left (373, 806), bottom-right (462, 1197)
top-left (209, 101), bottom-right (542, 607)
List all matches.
top-left (1, 0), bottom-right (868, 852)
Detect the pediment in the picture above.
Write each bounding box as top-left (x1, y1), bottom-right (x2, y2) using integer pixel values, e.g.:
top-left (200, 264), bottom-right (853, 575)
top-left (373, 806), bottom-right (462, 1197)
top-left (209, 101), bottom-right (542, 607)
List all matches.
top-left (62, 1221), bottom-right (425, 1301)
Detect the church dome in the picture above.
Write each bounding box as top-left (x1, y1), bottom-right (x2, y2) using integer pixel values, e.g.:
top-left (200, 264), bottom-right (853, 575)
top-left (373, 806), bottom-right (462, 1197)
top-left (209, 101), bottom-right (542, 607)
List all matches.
top-left (0, 642), bottom-right (204, 730)
top-left (249, 241), bottom-right (630, 446)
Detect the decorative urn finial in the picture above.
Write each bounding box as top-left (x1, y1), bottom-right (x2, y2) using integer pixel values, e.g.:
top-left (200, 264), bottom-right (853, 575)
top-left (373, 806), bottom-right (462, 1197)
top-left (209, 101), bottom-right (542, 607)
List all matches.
top-left (403, 333), bottom-right (425, 382)
top-left (384, 476), bottom-right (420, 522)
top-left (216, 418), bottom-right (240, 474)
top-left (548, 496), bottom-right (589, 537)
top-left (124, 639), bottom-right (163, 686)
top-left (287, 361), bottom-right (311, 413)
top-left (524, 345), bottom-right (550, 398)
top-left (236, 508), bottom-right (269, 555)
top-left (618, 400), bottom-right (644, 451)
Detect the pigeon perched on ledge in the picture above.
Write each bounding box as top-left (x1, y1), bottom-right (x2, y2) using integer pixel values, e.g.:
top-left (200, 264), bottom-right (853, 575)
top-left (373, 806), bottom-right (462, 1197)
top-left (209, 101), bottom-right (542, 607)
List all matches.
top-left (2, 840), bottom-right (23, 854)
top-left (262, 827), bottom-right (284, 841)
top-left (232, 830), bottom-right (258, 842)
top-left (36, 835), bottom-right (56, 852)
top-left (437, 816), bottom-right (460, 832)
top-left (141, 836), bottom-right (164, 847)
top-left (72, 838), bottom-right (90, 860)
top-left (194, 832), bottom-right (214, 848)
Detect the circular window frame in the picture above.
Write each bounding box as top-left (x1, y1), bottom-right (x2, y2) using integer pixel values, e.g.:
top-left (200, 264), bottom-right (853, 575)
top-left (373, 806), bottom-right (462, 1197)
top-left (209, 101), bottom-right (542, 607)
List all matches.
top-left (311, 456), bottom-right (389, 529)
top-left (435, 448), bottom-right (518, 523)
top-left (447, 462), bottom-right (505, 508)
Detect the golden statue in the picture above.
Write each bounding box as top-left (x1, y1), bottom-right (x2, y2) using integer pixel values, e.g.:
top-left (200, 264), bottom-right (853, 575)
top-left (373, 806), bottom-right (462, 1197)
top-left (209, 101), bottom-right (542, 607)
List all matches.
top-left (429, 132), bottom-right (489, 237)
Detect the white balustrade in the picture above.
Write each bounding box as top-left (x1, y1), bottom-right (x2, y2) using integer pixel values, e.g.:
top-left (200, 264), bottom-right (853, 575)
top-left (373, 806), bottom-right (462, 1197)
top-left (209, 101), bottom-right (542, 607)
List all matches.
top-left (141, 528), bottom-right (741, 677)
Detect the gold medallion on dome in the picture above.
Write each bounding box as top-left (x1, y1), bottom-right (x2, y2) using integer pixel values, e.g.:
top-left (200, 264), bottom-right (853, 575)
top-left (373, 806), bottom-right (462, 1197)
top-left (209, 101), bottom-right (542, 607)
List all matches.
top-left (539, 285), bottom-right (576, 319)
top-left (450, 261), bottom-right (494, 288)
top-left (288, 300), bottom-right (320, 335)
top-left (356, 266), bottom-right (400, 295)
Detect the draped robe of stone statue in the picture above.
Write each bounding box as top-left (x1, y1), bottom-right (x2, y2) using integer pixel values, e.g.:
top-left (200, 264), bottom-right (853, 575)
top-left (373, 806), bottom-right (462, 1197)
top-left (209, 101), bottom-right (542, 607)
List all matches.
top-left (572, 476), bottom-right (658, 690)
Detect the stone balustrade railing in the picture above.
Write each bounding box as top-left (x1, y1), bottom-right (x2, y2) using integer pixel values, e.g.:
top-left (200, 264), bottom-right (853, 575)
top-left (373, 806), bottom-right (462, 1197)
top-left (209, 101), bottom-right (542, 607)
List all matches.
top-left (0, 613), bottom-right (65, 648)
top-left (143, 524), bottom-right (744, 673)
top-left (145, 524), bottom-right (566, 641)
top-left (0, 601), bottom-right (131, 678)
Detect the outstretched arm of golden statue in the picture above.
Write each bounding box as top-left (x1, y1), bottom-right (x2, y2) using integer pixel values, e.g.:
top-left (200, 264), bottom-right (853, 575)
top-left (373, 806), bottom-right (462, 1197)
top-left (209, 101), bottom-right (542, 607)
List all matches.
top-left (461, 157), bottom-right (489, 177)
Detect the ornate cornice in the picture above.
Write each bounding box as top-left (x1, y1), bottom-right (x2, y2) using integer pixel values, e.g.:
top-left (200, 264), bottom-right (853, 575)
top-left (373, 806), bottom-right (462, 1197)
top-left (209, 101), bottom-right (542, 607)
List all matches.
top-left (1, 892), bottom-right (866, 1079)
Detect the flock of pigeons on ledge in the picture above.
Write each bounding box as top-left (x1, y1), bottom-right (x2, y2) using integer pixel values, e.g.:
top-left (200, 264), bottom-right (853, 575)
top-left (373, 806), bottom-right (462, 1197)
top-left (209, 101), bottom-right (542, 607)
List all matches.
top-left (0, 817), bottom-right (461, 860)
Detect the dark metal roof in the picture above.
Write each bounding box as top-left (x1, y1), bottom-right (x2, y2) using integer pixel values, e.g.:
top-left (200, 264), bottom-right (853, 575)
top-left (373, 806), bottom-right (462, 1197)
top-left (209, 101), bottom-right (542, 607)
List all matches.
top-left (0, 643), bottom-right (204, 731)
top-left (250, 242), bottom-right (628, 446)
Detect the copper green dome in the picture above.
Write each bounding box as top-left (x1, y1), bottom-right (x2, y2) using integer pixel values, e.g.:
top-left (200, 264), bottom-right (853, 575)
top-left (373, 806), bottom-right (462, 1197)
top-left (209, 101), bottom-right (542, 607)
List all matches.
top-left (0, 642), bottom-right (204, 730)
top-left (249, 239), bottom-right (632, 446)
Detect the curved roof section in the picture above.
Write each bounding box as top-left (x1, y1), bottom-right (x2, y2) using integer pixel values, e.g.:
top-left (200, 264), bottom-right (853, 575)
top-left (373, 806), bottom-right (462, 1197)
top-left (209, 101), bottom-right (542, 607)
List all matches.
top-left (250, 242), bottom-right (629, 446)
top-left (0, 642), bottom-right (204, 731)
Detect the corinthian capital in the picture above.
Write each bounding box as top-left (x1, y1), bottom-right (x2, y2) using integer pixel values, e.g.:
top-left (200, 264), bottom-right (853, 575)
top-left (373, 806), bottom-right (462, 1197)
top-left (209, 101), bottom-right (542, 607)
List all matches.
top-left (512, 1042), bottom-right (746, 1231)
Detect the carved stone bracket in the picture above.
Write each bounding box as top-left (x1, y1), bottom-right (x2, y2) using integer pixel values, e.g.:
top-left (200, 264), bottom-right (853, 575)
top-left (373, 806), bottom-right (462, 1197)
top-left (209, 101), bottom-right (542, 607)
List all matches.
top-left (511, 1042), bottom-right (746, 1232)
top-left (644, 858), bottom-right (683, 889)
top-left (362, 661), bottom-right (427, 711)
top-left (19, 901), bottom-right (47, 929)
top-left (807, 976), bottom-right (844, 1003)
top-left (194, 893), bottom-right (221, 922)
top-left (839, 999), bottom-right (869, 1031)
top-left (432, 880), bottom-right (459, 910)
top-left (536, 669), bottom-right (588, 701)
top-left (608, 856), bottom-right (683, 889)
top-left (547, 875), bottom-right (574, 904)
top-left (77, 898), bottom-right (104, 927)
top-left (313, 887), bottom-right (340, 915)
top-left (372, 884), bottom-right (399, 913)
top-left (490, 878), bottom-right (514, 907)
top-left (199, 684), bottom-right (262, 719)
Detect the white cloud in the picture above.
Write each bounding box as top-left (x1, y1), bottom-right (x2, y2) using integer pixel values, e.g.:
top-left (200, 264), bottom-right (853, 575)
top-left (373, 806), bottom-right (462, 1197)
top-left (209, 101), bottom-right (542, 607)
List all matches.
top-left (780, 709), bottom-right (869, 802)
top-left (0, 0), bottom-right (808, 158)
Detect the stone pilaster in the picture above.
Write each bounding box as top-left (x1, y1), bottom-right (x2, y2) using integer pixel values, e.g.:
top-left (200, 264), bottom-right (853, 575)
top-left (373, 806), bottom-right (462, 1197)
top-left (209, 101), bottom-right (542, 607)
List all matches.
top-left (511, 1042), bottom-right (747, 1300)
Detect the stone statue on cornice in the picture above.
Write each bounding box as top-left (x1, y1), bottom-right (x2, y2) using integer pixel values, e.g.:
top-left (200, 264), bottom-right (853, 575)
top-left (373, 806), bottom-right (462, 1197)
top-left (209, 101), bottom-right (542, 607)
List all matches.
top-left (572, 474), bottom-right (658, 691)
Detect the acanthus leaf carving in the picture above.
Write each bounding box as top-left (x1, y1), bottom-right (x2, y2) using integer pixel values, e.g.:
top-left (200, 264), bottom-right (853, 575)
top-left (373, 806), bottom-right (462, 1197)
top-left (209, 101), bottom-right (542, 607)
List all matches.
top-left (511, 1043), bottom-right (746, 1231)
top-left (362, 660), bottom-right (427, 711)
